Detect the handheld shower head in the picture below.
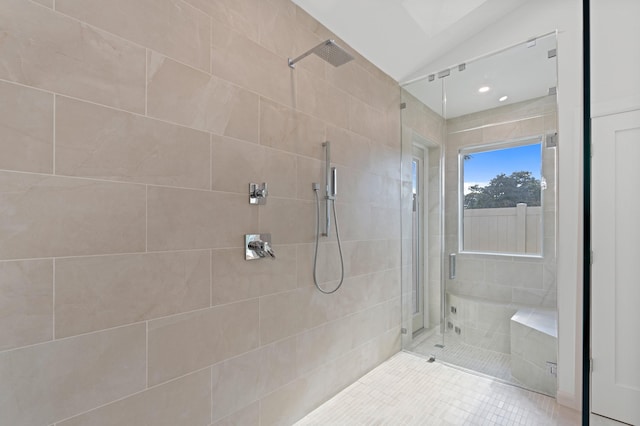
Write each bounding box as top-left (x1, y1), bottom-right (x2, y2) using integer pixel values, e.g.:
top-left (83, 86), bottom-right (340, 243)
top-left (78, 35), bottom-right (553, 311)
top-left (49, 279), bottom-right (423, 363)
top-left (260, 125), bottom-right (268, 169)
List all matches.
top-left (288, 39), bottom-right (354, 69)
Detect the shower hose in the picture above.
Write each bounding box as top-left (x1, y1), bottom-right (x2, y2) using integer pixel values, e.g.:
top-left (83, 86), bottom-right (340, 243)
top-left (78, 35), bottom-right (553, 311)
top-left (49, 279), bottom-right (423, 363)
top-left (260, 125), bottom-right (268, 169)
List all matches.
top-left (312, 187), bottom-right (345, 294)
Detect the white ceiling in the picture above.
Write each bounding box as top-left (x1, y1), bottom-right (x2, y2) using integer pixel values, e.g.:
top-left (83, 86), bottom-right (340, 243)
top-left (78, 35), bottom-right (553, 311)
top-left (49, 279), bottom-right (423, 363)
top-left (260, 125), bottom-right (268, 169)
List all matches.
top-left (291, 0), bottom-right (556, 118)
top-left (403, 35), bottom-right (557, 118)
top-left (291, 0), bottom-right (531, 82)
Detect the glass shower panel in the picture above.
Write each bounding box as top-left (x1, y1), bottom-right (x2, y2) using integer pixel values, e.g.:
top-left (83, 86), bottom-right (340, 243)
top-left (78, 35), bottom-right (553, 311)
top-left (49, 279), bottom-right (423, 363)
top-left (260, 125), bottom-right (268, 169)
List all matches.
top-left (400, 76), bottom-right (444, 349)
top-left (401, 34), bottom-right (559, 397)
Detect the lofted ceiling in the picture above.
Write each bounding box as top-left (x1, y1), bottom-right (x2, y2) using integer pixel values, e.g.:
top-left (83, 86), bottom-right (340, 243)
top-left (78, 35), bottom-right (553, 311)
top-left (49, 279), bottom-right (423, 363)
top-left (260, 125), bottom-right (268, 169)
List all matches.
top-left (291, 0), bottom-right (532, 83)
top-left (291, 0), bottom-right (556, 118)
top-left (403, 34), bottom-right (557, 118)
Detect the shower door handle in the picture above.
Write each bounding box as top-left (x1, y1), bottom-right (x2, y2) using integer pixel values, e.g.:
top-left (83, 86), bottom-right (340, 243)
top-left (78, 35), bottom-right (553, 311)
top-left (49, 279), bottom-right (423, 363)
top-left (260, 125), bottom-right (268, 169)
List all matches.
top-left (449, 253), bottom-right (456, 280)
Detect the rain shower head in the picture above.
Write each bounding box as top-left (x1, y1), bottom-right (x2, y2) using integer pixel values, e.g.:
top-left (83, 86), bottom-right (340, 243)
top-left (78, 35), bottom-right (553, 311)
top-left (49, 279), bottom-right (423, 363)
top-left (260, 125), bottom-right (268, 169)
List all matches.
top-left (288, 39), bottom-right (354, 69)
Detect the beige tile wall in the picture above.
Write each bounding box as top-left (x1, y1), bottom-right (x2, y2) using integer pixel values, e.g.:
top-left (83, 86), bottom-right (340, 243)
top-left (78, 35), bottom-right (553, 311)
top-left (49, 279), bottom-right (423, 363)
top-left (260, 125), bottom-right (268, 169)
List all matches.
top-left (0, 0), bottom-right (401, 425)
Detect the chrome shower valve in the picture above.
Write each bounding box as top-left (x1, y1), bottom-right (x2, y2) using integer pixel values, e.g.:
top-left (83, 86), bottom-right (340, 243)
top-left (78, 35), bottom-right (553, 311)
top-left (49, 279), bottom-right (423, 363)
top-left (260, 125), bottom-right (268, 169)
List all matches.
top-left (245, 234), bottom-right (275, 260)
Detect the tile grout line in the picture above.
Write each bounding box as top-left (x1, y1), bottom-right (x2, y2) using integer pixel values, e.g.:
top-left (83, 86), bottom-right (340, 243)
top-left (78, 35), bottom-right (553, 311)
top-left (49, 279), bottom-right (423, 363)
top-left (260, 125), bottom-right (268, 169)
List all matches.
top-left (209, 249), bottom-right (213, 308)
top-left (210, 367), bottom-right (213, 425)
top-left (209, 14), bottom-right (213, 75)
top-left (145, 185), bottom-right (148, 252)
top-left (52, 258), bottom-right (56, 340)
top-left (53, 365), bottom-right (213, 425)
top-left (145, 321), bottom-right (149, 389)
top-left (0, 76), bottom-right (395, 166)
top-left (144, 48), bottom-right (148, 117)
top-left (209, 133), bottom-right (213, 191)
top-left (52, 94), bottom-right (56, 175)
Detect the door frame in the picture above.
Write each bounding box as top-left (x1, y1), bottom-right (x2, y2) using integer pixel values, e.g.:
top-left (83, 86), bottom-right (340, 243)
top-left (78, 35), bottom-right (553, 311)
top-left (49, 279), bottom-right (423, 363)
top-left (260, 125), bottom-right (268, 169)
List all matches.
top-left (411, 146), bottom-right (426, 333)
top-left (411, 139), bottom-right (441, 335)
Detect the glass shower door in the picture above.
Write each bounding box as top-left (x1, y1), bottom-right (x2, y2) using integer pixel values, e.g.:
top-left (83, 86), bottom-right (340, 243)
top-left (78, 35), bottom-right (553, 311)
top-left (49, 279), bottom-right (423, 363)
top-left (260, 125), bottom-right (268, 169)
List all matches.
top-left (401, 34), bottom-right (559, 397)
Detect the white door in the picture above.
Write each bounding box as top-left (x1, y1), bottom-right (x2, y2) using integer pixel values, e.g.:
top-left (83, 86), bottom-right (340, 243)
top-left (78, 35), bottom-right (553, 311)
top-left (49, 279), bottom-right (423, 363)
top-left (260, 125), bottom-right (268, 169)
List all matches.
top-left (592, 109), bottom-right (640, 425)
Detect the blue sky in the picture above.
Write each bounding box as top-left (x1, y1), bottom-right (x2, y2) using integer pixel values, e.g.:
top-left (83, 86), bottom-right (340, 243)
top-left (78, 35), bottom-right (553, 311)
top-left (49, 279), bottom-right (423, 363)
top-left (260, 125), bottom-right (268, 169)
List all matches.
top-left (464, 143), bottom-right (541, 183)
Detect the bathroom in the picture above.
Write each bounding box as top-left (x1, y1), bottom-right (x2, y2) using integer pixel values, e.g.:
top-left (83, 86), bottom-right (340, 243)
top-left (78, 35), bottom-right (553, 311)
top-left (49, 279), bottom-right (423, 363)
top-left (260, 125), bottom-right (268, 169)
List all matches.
top-left (0, 0), bottom-right (638, 425)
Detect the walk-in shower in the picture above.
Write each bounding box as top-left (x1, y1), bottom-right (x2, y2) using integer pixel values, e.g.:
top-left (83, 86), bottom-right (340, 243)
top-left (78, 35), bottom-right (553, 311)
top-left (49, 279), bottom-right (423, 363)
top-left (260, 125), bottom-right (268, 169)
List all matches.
top-left (312, 142), bottom-right (345, 294)
top-left (288, 39), bottom-right (354, 68)
top-left (288, 41), bottom-right (351, 294)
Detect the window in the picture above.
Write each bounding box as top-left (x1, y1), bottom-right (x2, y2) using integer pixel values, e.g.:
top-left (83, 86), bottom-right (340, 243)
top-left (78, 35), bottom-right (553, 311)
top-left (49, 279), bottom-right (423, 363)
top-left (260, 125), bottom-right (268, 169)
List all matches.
top-left (459, 137), bottom-right (544, 255)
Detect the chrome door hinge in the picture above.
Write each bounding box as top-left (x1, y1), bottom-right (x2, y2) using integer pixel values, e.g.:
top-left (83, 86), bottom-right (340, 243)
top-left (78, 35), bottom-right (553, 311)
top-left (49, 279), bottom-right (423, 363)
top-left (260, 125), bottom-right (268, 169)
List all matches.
top-left (590, 250), bottom-right (594, 265)
top-left (590, 358), bottom-right (594, 373)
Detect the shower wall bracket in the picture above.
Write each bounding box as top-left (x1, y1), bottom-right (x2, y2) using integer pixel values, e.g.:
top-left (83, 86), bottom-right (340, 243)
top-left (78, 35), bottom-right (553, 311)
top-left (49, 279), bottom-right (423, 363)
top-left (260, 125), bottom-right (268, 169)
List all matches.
top-left (249, 182), bottom-right (268, 205)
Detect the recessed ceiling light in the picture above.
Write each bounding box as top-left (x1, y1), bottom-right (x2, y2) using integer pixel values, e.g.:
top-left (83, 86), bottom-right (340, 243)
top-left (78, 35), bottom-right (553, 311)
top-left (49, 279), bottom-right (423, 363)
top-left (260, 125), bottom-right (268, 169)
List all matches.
top-left (478, 86), bottom-right (490, 93)
top-left (499, 95), bottom-right (508, 102)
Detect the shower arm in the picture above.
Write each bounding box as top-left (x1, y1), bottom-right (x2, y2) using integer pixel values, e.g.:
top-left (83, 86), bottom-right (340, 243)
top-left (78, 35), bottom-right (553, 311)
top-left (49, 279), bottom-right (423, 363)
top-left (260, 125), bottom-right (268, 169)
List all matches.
top-left (288, 39), bottom-right (354, 69)
top-left (288, 39), bottom-right (332, 68)
top-left (288, 48), bottom-right (314, 68)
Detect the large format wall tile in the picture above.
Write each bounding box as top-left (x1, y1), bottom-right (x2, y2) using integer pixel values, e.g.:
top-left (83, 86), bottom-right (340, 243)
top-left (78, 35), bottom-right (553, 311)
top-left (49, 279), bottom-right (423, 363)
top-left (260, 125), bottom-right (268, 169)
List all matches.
top-left (258, 198), bottom-right (315, 245)
top-left (32, 0), bottom-right (53, 8)
top-left (211, 245), bottom-right (297, 305)
top-left (326, 125), bottom-right (372, 172)
top-left (210, 337), bottom-right (297, 422)
top-left (211, 134), bottom-right (263, 193)
top-left (148, 299), bottom-right (259, 385)
top-left (57, 369), bottom-right (212, 426)
top-left (0, 259), bottom-right (53, 351)
top-left (184, 0), bottom-right (260, 43)
top-left (0, 81), bottom-right (53, 174)
top-left (147, 186), bottom-right (258, 251)
top-left (210, 134), bottom-right (298, 197)
top-left (296, 68), bottom-right (350, 129)
top-left (258, 0), bottom-right (329, 80)
top-left (349, 96), bottom-right (387, 145)
top-left (147, 52), bottom-right (259, 143)
top-left (211, 22), bottom-right (293, 107)
top-left (211, 402), bottom-right (260, 426)
top-left (56, 0), bottom-right (211, 72)
top-left (260, 328), bottom-right (399, 426)
top-left (259, 98), bottom-right (326, 158)
top-left (0, 172), bottom-right (146, 260)
top-left (0, 0), bottom-right (403, 424)
top-left (0, 0), bottom-right (145, 113)
top-left (0, 323), bottom-right (146, 426)
top-left (55, 250), bottom-right (211, 338)
top-left (55, 97), bottom-right (211, 189)
top-left (259, 288), bottom-right (307, 344)
top-left (327, 61), bottom-right (381, 112)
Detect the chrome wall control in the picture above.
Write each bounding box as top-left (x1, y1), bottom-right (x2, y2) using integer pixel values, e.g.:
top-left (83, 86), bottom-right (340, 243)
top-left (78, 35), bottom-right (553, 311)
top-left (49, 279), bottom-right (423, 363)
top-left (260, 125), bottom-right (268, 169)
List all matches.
top-left (245, 234), bottom-right (275, 260)
top-left (249, 182), bottom-right (268, 205)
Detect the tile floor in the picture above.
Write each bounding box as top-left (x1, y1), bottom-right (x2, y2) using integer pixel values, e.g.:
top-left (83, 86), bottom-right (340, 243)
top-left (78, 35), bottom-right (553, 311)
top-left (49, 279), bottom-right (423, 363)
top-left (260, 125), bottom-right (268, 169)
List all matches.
top-left (296, 352), bottom-right (627, 425)
top-left (410, 331), bottom-right (519, 389)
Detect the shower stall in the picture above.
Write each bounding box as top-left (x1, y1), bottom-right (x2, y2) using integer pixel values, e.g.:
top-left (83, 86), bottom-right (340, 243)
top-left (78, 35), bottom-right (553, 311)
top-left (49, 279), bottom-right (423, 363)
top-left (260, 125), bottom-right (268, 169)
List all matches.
top-left (400, 34), bottom-right (559, 397)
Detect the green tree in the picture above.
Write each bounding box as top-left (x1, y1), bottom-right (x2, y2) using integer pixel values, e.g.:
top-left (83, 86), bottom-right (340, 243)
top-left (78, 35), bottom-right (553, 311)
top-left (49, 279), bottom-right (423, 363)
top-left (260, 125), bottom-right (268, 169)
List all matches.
top-left (464, 171), bottom-right (541, 209)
